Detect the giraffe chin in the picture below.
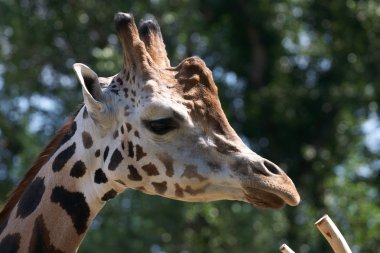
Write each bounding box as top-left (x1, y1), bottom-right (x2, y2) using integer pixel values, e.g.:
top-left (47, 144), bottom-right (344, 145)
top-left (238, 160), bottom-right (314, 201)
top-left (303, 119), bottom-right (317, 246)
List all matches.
top-left (244, 187), bottom-right (286, 209)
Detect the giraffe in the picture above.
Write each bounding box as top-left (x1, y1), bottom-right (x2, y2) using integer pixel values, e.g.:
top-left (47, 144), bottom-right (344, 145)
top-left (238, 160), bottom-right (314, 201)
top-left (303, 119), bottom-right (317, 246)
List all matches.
top-left (0, 12), bottom-right (300, 253)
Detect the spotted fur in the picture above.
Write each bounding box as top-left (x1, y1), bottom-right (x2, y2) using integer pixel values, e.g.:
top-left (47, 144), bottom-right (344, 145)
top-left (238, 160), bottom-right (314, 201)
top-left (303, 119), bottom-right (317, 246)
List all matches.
top-left (70, 161), bottom-right (87, 178)
top-left (29, 215), bottom-right (64, 253)
top-left (52, 143), bottom-right (76, 172)
top-left (94, 169), bottom-right (108, 184)
top-left (50, 186), bottom-right (90, 235)
top-left (127, 165), bottom-right (142, 181)
top-left (0, 216), bottom-right (9, 235)
top-left (16, 177), bottom-right (45, 219)
top-left (125, 123), bottom-right (132, 132)
top-left (157, 153), bottom-right (174, 177)
top-left (101, 189), bottom-right (117, 201)
top-left (0, 233), bottom-right (21, 253)
top-left (57, 122), bottom-right (77, 149)
top-left (174, 184), bottom-right (184, 198)
top-left (103, 146), bottom-right (110, 162)
top-left (135, 145), bottom-right (146, 161)
top-left (127, 141), bottom-right (134, 158)
top-left (141, 163), bottom-right (159, 176)
top-left (108, 149), bottom-right (123, 171)
top-left (81, 131), bottom-right (93, 149)
top-left (181, 165), bottom-right (206, 182)
top-left (151, 181), bottom-right (167, 195)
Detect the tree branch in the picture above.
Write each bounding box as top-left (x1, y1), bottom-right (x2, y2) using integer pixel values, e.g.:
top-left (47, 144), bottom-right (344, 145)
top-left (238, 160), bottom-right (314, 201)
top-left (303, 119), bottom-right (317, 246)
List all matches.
top-left (315, 214), bottom-right (352, 253)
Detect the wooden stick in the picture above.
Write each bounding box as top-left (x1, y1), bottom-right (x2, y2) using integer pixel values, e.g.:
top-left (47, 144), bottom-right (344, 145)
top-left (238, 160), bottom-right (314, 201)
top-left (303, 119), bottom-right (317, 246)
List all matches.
top-left (315, 214), bottom-right (352, 253)
top-left (279, 243), bottom-right (295, 253)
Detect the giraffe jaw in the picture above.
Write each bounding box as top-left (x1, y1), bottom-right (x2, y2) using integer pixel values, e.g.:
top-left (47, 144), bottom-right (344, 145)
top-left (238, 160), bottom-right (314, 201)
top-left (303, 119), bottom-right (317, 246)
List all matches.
top-left (244, 187), bottom-right (286, 209)
top-left (243, 183), bottom-right (300, 209)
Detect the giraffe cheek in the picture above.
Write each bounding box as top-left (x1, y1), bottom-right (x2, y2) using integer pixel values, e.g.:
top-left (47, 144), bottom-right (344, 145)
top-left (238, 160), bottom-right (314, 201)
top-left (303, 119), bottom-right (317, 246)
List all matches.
top-left (141, 163), bottom-right (159, 176)
top-left (127, 165), bottom-right (143, 181)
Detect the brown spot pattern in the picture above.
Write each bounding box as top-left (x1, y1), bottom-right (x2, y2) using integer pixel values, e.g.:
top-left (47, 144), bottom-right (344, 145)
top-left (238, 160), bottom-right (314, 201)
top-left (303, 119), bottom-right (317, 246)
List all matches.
top-left (108, 149), bottom-right (123, 171)
top-left (16, 177), bottom-right (45, 219)
top-left (123, 88), bottom-right (129, 98)
top-left (157, 153), bottom-right (174, 177)
top-left (213, 135), bottom-right (239, 154)
top-left (113, 130), bottom-right (119, 139)
top-left (50, 186), bottom-right (90, 235)
top-left (81, 131), bottom-right (93, 149)
top-left (52, 143), bottom-right (76, 172)
top-left (151, 181), bottom-right (167, 195)
top-left (29, 215), bottom-right (64, 253)
top-left (184, 184), bottom-right (209, 195)
top-left (0, 215), bottom-right (9, 235)
top-left (103, 146), bottom-right (110, 162)
top-left (0, 233), bottom-right (21, 253)
top-left (175, 183), bottom-right (184, 198)
top-left (142, 163), bottom-right (159, 176)
top-left (101, 189), bottom-right (117, 201)
top-left (127, 141), bottom-right (134, 158)
top-left (135, 145), bottom-right (147, 161)
top-left (127, 165), bottom-right (142, 181)
top-left (70, 160), bottom-right (87, 178)
top-left (94, 169), bottom-right (108, 184)
top-left (125, 123), bottom-right (132, 132)
top-left (207, 161), bottom-right (221, 171)
top-left (181, 165), bottom-right (206, 181)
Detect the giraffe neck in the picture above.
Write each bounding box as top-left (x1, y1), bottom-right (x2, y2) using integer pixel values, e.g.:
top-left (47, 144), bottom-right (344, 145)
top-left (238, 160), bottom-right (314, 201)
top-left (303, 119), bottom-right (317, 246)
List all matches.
top-left (0, 106), bottom-right (129, 253)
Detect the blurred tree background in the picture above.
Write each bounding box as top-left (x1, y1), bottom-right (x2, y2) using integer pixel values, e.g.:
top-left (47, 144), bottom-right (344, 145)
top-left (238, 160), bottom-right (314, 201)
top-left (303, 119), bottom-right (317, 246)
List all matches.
top-left (0, 0), bottom-right (379, 252)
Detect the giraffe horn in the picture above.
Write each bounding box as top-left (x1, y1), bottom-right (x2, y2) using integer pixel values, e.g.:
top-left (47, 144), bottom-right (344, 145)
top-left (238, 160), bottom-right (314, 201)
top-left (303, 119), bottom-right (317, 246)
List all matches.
top-left (138, 19), bottom-right (171, 69)
top-left (114, 12), bottom-right (153, 76)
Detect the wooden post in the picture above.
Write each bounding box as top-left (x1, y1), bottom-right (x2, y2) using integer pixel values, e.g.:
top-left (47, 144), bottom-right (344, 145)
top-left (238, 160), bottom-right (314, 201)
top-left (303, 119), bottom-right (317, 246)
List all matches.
top-left (315, 214), bottom-right (352, 253)
top-left (279, 243), bottom-right (295, 253)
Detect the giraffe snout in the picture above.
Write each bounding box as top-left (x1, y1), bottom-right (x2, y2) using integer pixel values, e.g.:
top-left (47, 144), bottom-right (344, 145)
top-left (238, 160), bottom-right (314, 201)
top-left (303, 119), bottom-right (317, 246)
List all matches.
top-left (250, 159), bottom-right (284, 177)
top-left (240, 157), bottom-right (301, 208)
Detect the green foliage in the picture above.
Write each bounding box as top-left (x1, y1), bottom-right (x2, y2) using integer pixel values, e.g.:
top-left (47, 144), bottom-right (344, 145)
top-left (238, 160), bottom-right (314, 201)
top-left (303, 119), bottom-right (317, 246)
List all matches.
top-left (0, 0), bottom-right (379, 252)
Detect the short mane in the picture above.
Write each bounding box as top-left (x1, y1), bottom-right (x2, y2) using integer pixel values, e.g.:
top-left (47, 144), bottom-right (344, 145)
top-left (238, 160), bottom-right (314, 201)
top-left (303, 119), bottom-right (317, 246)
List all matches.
top-left (0, 106), bottom-right (83, 222)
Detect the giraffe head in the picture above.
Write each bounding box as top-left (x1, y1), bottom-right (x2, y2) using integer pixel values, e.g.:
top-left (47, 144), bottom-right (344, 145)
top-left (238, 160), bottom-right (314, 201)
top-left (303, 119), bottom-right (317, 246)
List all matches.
top-left (73, 13), bottom-right (300, 209)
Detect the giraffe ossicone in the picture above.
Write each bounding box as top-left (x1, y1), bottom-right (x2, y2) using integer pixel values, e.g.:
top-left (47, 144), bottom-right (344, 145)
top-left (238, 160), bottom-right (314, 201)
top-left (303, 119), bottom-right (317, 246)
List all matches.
top-left (0, 12), bottom-right (300, 252)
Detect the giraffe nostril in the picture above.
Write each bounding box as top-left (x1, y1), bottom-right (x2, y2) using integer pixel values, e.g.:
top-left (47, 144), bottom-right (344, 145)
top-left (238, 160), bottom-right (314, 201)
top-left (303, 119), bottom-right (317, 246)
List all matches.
top-left (263, 160), bottom-right (282, 175)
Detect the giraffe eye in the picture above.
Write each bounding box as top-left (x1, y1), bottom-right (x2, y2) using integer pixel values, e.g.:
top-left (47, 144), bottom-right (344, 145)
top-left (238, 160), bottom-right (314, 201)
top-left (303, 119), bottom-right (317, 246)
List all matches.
top-left (143, 118), bottom-right (179, 135)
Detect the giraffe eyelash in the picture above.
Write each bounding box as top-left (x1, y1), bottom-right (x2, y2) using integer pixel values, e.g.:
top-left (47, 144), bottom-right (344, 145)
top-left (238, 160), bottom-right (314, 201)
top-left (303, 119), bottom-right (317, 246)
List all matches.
top-left (142, 118), bottom-right (179, 135)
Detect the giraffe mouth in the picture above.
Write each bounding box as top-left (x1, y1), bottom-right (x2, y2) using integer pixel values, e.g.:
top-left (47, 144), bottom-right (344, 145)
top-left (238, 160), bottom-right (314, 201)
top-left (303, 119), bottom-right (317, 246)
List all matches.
top-left (244, 187), bottom-right (288, 209)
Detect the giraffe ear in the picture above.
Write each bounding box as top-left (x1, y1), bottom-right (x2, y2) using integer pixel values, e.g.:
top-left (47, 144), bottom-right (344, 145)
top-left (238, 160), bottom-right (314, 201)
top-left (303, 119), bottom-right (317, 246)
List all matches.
top-left (73, 63), bottom-right (104, 113)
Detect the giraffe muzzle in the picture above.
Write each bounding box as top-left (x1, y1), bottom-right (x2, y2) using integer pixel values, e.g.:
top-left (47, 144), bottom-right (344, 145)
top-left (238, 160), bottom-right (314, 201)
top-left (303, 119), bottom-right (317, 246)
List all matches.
top-left (241, 159), bottom-right (300, 208)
